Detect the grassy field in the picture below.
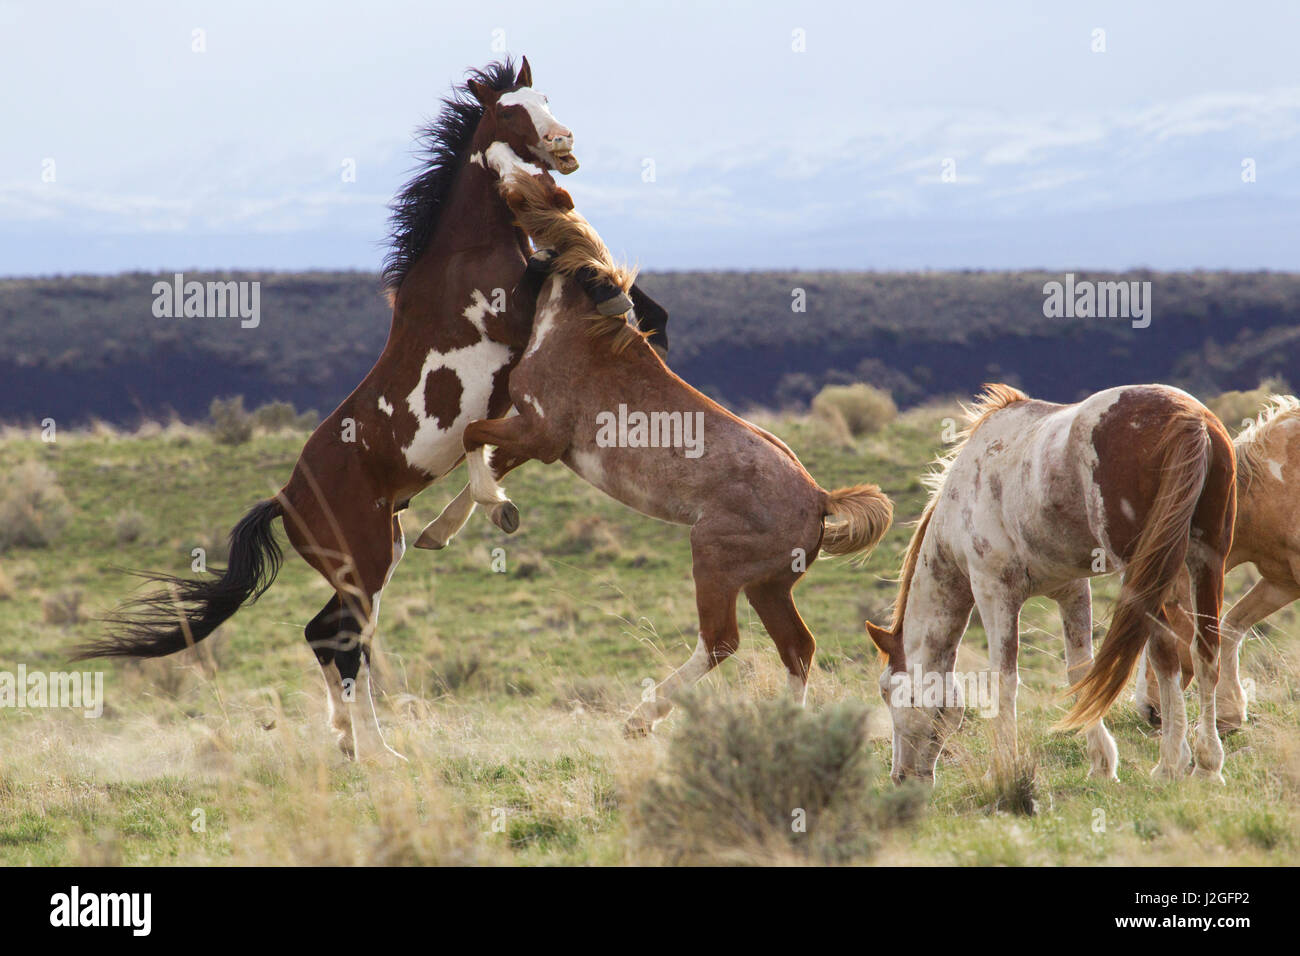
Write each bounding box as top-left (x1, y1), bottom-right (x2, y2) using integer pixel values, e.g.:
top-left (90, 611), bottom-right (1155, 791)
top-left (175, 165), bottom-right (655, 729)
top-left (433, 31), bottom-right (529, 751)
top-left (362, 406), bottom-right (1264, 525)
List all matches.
top-left (1, 404), bottom-right (1298, 866)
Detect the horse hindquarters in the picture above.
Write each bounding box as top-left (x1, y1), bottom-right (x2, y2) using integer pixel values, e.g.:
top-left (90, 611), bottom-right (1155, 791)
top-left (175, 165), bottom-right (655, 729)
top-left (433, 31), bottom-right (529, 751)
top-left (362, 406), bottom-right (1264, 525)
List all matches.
top-left (1061, 412), bottom-right (1213, 751)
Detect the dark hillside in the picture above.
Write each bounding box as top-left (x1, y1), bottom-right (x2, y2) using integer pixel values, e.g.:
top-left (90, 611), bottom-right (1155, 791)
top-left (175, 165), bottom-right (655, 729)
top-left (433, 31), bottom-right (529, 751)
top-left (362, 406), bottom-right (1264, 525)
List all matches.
top-left (2, 270), bottom-right (1297, 424)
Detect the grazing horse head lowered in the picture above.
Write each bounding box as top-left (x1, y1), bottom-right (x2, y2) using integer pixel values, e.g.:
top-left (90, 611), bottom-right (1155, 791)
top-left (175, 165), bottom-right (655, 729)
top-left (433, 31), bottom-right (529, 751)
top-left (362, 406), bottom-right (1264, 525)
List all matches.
top-left (431, 167), bottom-right (895, 733)
top-left (866, 383), bottom-right (1236, 787)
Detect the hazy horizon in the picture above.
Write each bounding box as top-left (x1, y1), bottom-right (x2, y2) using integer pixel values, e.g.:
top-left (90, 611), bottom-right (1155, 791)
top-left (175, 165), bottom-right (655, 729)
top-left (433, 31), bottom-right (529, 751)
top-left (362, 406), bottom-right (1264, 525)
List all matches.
top-left (3, 1), bottom-right (1298, 276)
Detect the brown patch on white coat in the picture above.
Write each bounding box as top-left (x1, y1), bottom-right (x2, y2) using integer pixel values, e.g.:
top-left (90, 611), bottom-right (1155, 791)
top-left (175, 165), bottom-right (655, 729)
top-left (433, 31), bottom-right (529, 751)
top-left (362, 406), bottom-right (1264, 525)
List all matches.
top-left (866, 383), bottom-right (1235, 786)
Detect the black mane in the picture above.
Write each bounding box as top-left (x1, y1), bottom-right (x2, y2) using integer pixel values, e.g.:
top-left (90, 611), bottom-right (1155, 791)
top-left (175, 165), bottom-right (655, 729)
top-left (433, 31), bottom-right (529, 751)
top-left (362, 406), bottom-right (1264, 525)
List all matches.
top-left (381, 59), bottom-right (520, 293)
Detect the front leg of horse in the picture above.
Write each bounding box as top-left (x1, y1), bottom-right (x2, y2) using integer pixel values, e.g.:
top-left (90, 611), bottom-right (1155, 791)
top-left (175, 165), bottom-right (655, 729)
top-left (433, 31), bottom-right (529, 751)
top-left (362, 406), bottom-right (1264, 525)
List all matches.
top-left (414, 483), bottom-right (477, 550)
top-left (1188, 561), bottom-right (1227, 783)
top-left (1215, 578), bottom-right (1294, 731)
top-left (1056, 580), bottom-right (1118, 780)
top-left (972, 579), bottom-right (1023, 773)
top-left (463, 419), bottom-right (524, 534)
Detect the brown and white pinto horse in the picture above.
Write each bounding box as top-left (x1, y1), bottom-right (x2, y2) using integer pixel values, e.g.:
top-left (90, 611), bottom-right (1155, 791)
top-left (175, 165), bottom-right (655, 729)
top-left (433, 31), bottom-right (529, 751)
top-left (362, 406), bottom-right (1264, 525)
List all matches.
top-left (443, 168), bottom-right (894, 733)
top-left (1138, 394), bottom-right (1300, 731)
top-left (75, 59), bottom-right (591, 761)
top-left (866, 384), bottom-right (1236, 785)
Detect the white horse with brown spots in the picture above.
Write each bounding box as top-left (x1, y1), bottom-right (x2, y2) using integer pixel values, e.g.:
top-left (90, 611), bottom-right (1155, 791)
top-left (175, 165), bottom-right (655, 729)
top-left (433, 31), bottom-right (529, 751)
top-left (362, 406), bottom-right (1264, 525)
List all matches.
top-left (866, 384), bottom-right (1236, 785)
top-left (1138, 394), bottom-right (1300, 732)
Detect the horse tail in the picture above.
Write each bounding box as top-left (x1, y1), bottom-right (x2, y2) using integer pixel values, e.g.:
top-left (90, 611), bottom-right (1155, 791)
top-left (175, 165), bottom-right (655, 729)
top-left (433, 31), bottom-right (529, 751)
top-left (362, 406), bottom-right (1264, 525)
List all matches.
top-left (821, 484), bottom-right (894, 557)
top-left (1058, 412), bottom-right (1211, 729)
top-left (73, 498), bottom-right (284, 661)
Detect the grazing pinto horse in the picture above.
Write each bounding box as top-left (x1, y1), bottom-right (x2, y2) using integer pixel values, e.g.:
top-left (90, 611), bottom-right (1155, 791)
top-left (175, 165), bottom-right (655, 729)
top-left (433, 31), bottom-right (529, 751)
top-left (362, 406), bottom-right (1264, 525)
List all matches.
top-left (866, 384), bottom-right (1236, 785)
top-left (447, 169), bottom-right (894, 733)
top-left (1138, 394), bottom-right (1300, 731)
top-left (74, 59), bottom-right (606, 761)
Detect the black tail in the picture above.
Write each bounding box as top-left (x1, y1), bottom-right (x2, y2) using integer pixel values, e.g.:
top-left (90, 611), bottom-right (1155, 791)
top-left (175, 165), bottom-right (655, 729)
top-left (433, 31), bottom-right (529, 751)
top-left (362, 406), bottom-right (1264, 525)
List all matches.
top-left (74, 498), bottom-right (284, 660)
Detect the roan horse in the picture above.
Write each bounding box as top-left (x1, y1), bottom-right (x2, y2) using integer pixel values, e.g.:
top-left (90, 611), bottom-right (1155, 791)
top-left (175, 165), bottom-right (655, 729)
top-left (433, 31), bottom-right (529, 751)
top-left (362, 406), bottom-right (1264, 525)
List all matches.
top-left (1138, 394), bottom-right (1300, 731)
top-left (74, 59), bottom-right (624, 761)
top-left (439, 166), bottom-right (895, 733)
top-left (866, 384), bottom-right (1236, 785)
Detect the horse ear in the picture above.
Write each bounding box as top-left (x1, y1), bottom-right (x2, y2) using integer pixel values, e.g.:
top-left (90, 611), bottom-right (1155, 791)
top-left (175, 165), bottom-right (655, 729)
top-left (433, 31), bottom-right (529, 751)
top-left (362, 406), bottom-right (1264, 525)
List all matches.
top-left (467, 78), bottom-right (497, 105)
top-left (515, 57), bottom-right (533, 88)
top-left (865, 620), bottom-right (900, 661)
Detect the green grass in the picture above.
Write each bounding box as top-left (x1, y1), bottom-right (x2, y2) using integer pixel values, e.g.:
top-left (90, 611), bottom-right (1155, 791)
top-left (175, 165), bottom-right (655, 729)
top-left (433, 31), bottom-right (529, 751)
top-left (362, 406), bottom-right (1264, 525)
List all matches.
top-left (0, 408), bottom-right (1297, 865)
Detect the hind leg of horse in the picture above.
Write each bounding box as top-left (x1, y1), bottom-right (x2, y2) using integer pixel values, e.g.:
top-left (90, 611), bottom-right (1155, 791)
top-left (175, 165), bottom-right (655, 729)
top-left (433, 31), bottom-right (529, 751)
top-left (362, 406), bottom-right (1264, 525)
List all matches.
top-left (1184, 550), bottom-right (1226, 781)
top-left (344, 514), bottom-right (408, 763)
top-left (1054, 580), bottom-right (1118, 780)
top-left (1215, 577), bottom-right (1295, 730)
top-left (1148, 607), bottom-right (1193, 780)
top-left (1136, 568), bottom-right (1196, 727)
top-left (625, 568), bottom-right (741, 736)
top-left (463, 415), bottom-right (563, 533)
top-left (304, 595), bottom-right (356, 756)
top-left (744, 579), bottom-right (815, 705)
top-left (287, 500), bottom-right (406, 762)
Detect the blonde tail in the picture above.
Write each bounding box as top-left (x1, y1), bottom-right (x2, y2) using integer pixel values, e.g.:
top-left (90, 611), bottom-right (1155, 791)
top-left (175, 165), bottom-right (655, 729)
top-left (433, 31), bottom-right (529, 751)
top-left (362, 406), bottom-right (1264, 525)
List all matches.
top-left (821, 485), bottom-right (894, 557)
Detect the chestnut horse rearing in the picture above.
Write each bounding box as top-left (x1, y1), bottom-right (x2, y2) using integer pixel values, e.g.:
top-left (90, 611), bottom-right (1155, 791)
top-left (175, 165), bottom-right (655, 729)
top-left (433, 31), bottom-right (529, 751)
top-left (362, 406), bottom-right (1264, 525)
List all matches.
top-left (452, 169), bottom-right (894, 734)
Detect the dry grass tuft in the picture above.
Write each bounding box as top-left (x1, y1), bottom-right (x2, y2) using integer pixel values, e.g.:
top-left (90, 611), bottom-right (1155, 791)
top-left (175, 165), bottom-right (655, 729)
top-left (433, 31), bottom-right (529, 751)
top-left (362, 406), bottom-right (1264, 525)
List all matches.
top-left (633, 692), bottom-right (923, 864)
top-left (0, 460), bottom-right (71, 551)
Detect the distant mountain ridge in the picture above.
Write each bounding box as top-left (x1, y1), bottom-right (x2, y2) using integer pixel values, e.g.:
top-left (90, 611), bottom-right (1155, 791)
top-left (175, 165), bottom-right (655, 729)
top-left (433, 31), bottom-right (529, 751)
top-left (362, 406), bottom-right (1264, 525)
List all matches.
top-left (1, 270), bottom-right (1297, 425)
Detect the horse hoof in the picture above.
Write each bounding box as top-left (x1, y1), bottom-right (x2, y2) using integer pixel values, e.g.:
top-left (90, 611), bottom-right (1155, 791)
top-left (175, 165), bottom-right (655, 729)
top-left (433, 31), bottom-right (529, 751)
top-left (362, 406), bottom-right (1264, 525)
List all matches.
top-left (1191, 767), bottom-right (1226, 785)
top-left (623, 718), bottom-right (653, 739)
top-left (491, 501), bottom-right (520, 534)
top-left (413, 527), bottom-right (450, 550)
top-left (1150, 762), bottom-right (1184, 782)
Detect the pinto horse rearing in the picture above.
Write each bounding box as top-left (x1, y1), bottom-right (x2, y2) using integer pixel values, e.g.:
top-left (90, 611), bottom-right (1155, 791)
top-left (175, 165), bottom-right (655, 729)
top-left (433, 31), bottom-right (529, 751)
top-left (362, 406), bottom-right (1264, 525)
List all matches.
top-left (450, 170), bottom-right (894, 733)
top-left (72, 59), bottom-right (627, 762)
top-left (866, 384), bottom-right (1236, 785)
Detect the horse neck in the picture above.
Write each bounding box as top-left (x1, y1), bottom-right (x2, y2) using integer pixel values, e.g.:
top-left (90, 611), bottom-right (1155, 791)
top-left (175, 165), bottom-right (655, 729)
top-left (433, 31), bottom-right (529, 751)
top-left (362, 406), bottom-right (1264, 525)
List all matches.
top-left (396, 124), bottom-right (524, 308)
top-left (898, 532), bottom-right (972, 674)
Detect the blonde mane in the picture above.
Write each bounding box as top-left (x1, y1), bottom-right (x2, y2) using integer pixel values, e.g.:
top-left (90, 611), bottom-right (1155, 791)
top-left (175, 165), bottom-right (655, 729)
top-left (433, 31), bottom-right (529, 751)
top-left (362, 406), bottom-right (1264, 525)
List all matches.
top-left (1235, 394), bottom-right (1300, 491)
top-left (884, 383), bottom-right (1031, 634)
top-left (498, 173), bottom-right (642, 351)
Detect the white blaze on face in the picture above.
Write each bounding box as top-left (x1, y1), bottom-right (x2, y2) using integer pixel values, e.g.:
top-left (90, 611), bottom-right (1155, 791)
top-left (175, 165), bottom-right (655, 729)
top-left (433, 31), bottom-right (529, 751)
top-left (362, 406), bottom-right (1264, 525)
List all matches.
top-left (401, 289), bottom-right (513, 477)
top-left (498, 88), bottom-right (566, 141)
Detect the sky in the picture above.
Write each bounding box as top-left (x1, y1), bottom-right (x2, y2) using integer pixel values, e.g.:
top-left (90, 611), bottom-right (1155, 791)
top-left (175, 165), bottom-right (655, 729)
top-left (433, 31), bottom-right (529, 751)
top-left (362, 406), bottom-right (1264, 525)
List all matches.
top-left (2, 0), bottom-right (1298, 275)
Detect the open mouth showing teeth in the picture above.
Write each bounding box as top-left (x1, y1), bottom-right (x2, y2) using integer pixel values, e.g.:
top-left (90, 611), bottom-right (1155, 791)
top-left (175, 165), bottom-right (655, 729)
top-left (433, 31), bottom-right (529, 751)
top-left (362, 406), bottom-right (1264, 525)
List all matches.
top-left (551, 150), bottom-right (579, 173)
